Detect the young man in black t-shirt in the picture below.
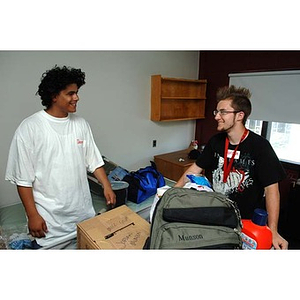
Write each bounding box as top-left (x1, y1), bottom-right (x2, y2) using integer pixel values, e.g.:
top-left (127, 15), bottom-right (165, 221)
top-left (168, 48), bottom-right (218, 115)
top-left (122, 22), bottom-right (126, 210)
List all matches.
top-left (175, 85), bottom-right (288, 249)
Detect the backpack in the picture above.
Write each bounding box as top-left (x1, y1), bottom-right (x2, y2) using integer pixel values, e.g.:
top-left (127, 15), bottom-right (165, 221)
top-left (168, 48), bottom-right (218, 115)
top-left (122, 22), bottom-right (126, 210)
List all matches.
top-left (123, 161), bottom-right (165, 204)
top-left (145, 187), bottom-right (242, 249)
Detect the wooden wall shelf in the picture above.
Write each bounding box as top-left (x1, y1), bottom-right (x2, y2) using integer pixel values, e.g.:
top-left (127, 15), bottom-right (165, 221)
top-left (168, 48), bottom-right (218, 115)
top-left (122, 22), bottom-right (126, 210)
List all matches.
top-left (151, 75), bottom-right (207, 121)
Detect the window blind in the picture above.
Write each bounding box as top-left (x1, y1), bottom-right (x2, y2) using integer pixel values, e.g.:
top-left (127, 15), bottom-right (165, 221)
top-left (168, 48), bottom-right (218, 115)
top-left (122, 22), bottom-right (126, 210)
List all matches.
top-left (229, 70), bottom-right (300, 124)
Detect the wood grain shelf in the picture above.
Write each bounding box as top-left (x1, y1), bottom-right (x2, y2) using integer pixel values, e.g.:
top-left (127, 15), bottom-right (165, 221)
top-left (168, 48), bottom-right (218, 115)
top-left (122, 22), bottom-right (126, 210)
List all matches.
top-left (151, 75), bottom-right (207, 122)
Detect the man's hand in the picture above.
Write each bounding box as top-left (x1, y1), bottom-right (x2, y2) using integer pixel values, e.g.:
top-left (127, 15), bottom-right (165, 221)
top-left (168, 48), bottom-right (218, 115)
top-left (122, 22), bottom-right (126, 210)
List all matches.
top-left (93, 167), bottom-right (116, 208)
top-left (272, 231), bottom-right (288, 249)
top-left (28, 213), bottom-right (48, 238)
top-left (104, 187), bottom-right (116, 207)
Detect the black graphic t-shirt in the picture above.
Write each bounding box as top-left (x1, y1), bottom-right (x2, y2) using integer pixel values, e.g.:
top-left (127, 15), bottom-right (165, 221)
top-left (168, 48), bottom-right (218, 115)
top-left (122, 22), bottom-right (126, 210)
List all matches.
top-left (196, 131), bottom-right (286, 219)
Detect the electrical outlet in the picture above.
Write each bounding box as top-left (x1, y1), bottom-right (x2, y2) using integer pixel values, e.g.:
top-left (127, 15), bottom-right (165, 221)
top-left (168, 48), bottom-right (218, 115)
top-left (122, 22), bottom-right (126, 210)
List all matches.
top-left (152, 140), bottom-right (157, 147)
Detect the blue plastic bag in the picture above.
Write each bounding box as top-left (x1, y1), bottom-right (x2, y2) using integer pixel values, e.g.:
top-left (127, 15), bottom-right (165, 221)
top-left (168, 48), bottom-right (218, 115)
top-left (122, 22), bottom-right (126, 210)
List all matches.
top-left (186, 174), bottom-right (212, 188)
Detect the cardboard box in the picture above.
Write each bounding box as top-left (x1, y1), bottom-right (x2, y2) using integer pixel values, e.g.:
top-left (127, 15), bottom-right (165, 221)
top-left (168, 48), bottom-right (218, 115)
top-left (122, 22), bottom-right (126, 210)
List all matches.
top-left (77, 205), bottom-right (150, 249)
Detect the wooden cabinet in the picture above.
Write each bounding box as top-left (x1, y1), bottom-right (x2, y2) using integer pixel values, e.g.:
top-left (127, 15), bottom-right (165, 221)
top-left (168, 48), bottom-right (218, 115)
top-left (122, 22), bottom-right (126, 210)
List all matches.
top-left (154, 149), bottom-right (195, 181)
top-left (151, 75), bottom-right (207, 121)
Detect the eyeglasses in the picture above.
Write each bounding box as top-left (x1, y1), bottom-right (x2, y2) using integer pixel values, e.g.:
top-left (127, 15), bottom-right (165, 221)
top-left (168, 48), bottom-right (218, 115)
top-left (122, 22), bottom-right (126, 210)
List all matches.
top-left (213, 109), bottom-right (241, 116)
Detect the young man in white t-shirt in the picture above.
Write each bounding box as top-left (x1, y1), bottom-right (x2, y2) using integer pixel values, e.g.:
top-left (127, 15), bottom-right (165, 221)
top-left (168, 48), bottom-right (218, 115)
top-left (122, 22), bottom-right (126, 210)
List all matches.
top-left (5, 66), bottom-right (116, 249)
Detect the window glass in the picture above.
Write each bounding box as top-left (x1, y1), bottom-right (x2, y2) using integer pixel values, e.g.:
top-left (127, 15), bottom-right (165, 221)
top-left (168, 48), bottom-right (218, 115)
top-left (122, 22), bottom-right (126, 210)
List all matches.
top-left (269, 122), bottom-right (300, 164)
top-left (245, 119), bottom-right (263, 135)
top-left (246, 119), bottom-right (300, 164)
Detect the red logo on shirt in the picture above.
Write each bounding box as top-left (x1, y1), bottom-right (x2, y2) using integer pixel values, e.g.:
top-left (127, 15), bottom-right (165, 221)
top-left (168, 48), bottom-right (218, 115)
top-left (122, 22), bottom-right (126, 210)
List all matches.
top-left (77, 139), bottom-right (84, 145)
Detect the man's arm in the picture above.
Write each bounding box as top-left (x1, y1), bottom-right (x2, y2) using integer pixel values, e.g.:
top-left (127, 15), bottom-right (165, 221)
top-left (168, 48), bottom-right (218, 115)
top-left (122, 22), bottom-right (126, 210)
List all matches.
top-left (174, 162), bottom-right (203, 187)
top-left (264, 183), bottom-right (288, 249)
top-left (93, 167), bottom-right (116, 207)
top-left (17, 186), bottom-right (48, 238)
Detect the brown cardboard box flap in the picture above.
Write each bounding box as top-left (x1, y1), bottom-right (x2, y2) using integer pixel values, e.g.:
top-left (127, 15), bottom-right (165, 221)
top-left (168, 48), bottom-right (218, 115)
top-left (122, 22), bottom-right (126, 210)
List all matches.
top-left (77, 205), bottom-right (150, 249)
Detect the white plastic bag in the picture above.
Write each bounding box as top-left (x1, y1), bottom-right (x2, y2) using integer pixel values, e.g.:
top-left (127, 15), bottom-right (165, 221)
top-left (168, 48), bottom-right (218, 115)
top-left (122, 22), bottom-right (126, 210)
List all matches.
top-left (149, 185), bottom-right (171, 223)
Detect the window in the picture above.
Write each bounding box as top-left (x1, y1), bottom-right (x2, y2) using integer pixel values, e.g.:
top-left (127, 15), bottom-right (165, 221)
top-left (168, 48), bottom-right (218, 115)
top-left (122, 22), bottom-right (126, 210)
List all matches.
top-left (246, 119), bottom-right (300, 165)
top-left (246, 119), bottom-right (263, 135)
top-left (269, 122), bottom-right (300, 164)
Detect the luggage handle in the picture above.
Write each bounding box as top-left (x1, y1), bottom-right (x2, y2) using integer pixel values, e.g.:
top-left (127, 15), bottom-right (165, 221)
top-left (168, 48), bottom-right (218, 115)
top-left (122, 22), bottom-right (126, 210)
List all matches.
top-left (163, 207), bottom-right (239, 229)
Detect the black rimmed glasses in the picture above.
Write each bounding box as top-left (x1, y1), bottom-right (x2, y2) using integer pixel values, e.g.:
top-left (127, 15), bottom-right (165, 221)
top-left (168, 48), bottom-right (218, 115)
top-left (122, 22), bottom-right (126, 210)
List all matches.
top-left (213, 109), bottom-right (241, 116)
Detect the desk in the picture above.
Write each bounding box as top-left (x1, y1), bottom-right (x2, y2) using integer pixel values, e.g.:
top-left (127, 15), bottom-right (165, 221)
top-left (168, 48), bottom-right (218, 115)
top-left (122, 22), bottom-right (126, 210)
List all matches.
top-left (154, 149), bottom-right (196, 181)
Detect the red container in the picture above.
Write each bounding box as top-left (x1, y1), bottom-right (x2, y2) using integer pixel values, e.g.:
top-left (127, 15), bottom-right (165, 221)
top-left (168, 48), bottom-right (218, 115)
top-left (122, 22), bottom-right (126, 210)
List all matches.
top-left (241, 209), bottom-right (272, 250)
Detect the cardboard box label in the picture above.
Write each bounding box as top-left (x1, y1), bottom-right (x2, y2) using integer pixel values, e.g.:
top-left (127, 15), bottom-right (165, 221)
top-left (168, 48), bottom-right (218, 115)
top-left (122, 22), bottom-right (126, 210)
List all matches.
top-left (101, 226), bottom-right (149, 249)
top-left (77, 205), bottom-right (150, 249)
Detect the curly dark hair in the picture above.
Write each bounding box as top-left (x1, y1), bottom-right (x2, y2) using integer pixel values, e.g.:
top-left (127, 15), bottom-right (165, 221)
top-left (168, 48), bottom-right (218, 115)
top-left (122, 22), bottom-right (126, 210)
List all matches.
top-left (37, 65), bottom-right (86, 108)
top-left (216, 85), bottom-right (252, 125)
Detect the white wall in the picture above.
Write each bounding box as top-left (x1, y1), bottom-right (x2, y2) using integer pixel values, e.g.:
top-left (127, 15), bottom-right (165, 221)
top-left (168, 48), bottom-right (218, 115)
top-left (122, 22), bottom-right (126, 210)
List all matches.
top-left (0, 51), bottom-right (199, 208)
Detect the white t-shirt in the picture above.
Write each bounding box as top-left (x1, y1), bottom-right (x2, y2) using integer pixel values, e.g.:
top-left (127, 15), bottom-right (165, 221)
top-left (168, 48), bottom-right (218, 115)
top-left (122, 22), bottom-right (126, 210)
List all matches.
top-left (5, 110), bottom-right (104, 247)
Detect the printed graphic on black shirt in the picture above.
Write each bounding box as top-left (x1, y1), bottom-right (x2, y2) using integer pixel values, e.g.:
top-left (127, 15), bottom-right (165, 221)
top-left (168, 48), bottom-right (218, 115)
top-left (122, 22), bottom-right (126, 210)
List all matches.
top-left (212, 152), bottom-right (255, 196)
